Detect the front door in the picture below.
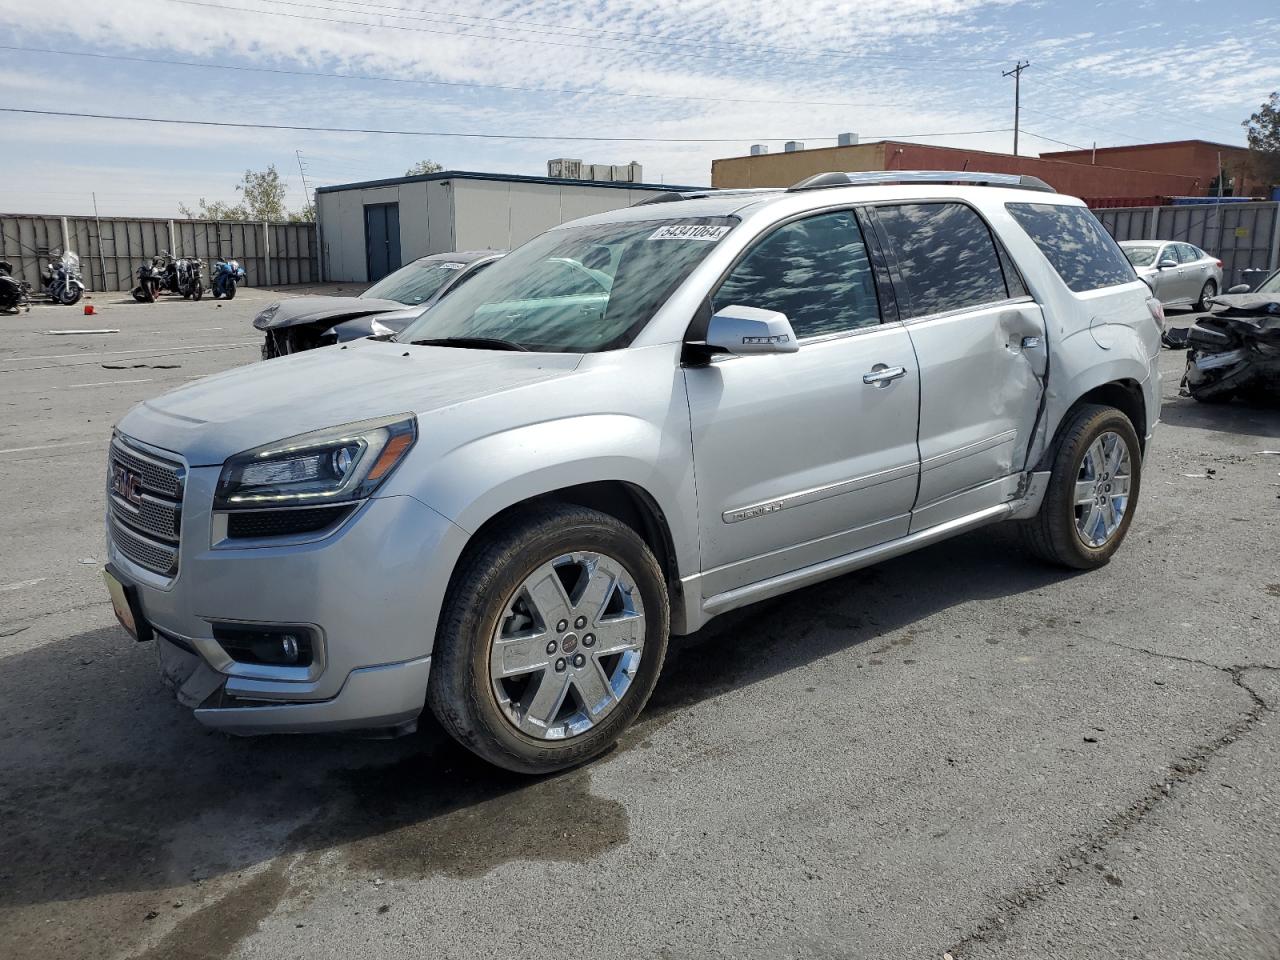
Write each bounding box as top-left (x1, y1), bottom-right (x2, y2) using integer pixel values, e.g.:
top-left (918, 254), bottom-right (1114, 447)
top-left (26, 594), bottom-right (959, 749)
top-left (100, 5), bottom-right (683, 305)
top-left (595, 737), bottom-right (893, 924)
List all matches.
top-left (871, 201), bottom-right (1047, 530)
top-left (364, 203), bottom-right (401, 283)
top-left (684, 210), bottom-right (921, 599)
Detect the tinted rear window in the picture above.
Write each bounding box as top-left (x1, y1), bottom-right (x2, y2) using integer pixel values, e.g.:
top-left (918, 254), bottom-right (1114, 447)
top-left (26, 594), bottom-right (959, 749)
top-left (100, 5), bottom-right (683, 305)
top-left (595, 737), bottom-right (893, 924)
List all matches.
top-left (1006, 203), bottom-right (1137, 292)
top-left (876, 202), bottom-right (1010, 318)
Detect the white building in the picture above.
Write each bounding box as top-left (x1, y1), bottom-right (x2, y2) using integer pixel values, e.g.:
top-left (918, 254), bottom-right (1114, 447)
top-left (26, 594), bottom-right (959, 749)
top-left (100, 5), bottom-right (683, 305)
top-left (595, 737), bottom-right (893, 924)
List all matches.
top-left (315, 169), bottom-right (698, 283)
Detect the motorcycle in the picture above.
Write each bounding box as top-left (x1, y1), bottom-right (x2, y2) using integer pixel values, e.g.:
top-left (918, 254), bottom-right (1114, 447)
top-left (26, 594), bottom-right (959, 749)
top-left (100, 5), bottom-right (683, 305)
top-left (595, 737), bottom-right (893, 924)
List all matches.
top-left (211, 259), bottom-right (245, 300)
top-left (41, 250), bottom-right (84, 305)
top-left (173, 256), bottom-right (204, 300)
top-left (0, 260), bottom-right (32, 314)
top-left (132, 254), bottom-right (166, 303)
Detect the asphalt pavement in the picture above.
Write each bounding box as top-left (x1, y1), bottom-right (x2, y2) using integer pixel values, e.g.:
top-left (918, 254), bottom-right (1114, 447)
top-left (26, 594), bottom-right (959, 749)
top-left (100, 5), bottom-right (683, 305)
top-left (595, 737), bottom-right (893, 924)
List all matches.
top-left (0, 291), bottom-right (1277, 960)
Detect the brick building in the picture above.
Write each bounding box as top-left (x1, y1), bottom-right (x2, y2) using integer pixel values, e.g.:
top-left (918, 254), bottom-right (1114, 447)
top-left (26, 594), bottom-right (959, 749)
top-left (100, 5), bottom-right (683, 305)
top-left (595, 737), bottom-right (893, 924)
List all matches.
top-left (711, 140), bottom-right (1214, 203)
top-left (1039, 139), bottom-right (1262, 198)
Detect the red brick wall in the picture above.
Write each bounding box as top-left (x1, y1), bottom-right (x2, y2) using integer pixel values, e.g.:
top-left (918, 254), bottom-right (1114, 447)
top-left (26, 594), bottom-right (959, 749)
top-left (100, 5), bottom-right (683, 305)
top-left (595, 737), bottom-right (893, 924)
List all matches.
top-left (886, 143), bottom-right (1203, 199)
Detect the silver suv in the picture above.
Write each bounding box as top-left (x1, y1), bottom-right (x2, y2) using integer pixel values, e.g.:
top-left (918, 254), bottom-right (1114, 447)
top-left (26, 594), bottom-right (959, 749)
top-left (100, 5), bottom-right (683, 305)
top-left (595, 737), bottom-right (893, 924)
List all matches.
top-left (104, 171), bottom-right (1162, 773)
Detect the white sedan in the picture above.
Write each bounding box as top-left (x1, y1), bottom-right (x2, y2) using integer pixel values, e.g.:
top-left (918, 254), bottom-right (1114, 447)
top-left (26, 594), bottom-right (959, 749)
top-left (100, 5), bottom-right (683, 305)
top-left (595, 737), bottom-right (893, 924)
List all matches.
top-left (1120, 240), bottom-right (1224, 311)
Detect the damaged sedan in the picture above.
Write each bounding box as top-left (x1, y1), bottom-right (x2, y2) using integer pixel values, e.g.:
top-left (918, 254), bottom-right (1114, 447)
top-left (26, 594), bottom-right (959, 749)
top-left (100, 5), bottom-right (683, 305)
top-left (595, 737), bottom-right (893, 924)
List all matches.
top-left (255, 250), bottom-right (504, 357)
top-left (1166, 268), bottom-right (1280, 404)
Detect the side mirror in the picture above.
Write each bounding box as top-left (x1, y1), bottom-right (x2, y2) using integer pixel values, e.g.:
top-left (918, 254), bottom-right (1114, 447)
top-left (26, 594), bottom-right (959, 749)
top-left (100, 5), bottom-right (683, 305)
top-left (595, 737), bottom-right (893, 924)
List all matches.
top-left (1228, 283), bottom-right (1250, 294)
top-left (705, 305), bottom-right (799, 356)
top-left (1157, 258), bottom-right (1178, 270)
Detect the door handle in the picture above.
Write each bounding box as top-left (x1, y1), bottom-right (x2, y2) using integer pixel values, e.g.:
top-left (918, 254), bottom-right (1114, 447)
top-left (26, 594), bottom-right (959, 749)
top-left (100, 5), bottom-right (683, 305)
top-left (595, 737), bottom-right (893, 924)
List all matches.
top-left (863, 365), bottom-right (907, 386)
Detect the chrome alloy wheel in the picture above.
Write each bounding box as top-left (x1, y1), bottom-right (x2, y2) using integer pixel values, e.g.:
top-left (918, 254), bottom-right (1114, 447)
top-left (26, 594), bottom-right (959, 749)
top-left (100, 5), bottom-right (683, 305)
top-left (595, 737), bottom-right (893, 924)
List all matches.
top-left (1074, 430), bottom-right (1132, 548)
top-left (489, 551), bottom-right (646, 741)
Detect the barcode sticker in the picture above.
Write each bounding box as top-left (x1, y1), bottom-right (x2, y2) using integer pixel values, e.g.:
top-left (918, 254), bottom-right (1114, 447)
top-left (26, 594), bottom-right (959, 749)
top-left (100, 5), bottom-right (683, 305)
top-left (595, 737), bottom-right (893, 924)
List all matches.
top-left (649, 224), bottom-right (732, 242)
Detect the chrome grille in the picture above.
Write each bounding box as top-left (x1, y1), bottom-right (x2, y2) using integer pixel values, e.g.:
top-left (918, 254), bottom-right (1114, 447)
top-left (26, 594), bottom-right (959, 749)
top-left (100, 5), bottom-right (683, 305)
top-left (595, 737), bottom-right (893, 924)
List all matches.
top-left (108, 437), bottom-right (185, 577)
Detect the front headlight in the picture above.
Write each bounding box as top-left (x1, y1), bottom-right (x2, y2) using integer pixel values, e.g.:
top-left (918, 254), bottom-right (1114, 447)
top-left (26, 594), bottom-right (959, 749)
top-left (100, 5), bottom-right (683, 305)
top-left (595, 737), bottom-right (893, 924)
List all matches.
top-left (214, 415), bottom-right (417, 509)
top-left (253, 302), bottom-right (281, 328)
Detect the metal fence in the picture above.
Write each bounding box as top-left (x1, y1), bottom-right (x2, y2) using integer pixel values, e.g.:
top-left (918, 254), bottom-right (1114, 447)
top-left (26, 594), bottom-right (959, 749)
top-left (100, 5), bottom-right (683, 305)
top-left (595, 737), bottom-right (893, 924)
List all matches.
top-left (0, 214), bottom-right (318, 292)
top-left (1095, 201), bottom-right (1280, 288)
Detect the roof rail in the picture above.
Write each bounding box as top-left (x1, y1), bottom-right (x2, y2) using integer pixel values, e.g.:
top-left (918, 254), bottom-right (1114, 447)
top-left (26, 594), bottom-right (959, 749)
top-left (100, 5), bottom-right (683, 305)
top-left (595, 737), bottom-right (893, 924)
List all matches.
top-left (787, 171), bottom-right (1056, 193)
top-left (633, 188), bottom-right (781, 206)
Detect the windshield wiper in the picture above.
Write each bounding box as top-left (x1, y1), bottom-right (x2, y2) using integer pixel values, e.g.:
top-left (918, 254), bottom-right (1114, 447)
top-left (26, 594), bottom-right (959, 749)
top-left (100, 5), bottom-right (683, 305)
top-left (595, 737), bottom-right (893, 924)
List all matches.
top-left (406, 336), bottom-right (530, 352)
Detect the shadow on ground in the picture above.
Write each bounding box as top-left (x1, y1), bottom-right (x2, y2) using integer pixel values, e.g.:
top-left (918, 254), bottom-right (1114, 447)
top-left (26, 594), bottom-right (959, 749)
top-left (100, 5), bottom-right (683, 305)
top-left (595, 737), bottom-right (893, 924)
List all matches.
top-left (0, 527), bottom-right (1077, 912)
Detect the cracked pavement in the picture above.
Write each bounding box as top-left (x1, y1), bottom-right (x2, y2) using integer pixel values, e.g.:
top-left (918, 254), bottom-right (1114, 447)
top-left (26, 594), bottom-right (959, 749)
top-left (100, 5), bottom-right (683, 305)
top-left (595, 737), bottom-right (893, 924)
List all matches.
top-left (0, 298), bottom-right (1277, 960)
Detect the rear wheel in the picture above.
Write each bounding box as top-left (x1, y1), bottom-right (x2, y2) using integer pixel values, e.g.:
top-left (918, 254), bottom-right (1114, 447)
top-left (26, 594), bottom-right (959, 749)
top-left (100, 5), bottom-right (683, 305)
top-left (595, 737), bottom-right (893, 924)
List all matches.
top-left (429, 504), bottom-right (669, 774)
top-left (1019, 404), bottom-right (1142, 570)
top-left (1195, 279), bottom-right (1217, 312)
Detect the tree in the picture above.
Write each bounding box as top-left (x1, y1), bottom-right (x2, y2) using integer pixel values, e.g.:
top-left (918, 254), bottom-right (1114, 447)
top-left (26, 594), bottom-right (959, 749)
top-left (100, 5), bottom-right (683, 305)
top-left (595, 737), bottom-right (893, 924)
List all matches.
top-left (180, 164), bottom-right (308, 222)
top-left (405, 159), bottom-right (444, 176)
top-left (1242, 92), bottom-right (1280, 189)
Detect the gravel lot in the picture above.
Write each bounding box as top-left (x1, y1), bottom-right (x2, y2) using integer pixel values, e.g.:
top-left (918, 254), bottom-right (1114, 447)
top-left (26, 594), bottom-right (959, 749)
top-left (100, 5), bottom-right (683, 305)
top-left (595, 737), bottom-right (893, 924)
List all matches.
top-left (0, 289), bottom-right (1277, 960)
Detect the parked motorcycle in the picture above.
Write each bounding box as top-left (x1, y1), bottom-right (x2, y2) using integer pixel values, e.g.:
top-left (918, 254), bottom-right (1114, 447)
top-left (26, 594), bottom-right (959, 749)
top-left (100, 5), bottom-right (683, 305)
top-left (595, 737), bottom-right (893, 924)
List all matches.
top-left (173, 256), bottom-right (204, 300)
top-left (0, 260), bottom-right (32, 314)
top-left (132, 254), bottom-right (166, 303)
top-left (42, 250), bottom-right (84, 305)
top-left (211, 259), bottom-right (245, 299)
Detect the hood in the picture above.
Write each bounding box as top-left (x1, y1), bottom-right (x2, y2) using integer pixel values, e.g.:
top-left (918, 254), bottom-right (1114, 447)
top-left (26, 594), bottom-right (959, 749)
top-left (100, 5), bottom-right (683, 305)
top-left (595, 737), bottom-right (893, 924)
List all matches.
top-left (117, 340), bottom-right (582, 465)
top-left (326, 305), bottom-right (424, 343)
top-left (1208, 292), bottom-right (1280, 315)
top-left (252, 296), bottom-right (408, 330)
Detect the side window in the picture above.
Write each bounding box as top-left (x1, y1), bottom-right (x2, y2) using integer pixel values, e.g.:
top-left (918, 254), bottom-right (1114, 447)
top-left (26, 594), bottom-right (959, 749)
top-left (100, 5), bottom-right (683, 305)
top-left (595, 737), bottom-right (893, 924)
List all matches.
top-left (712, 211), bottom-right (880, 339)
top-left (1157, 245), bottom-right (1178, 265)
top-left (875, 203), bottom-right (1010, 318)
top-left (1006, 202), bottom-right (1138, 292)
top-left (1178, 244), bottom-right (1201, 263)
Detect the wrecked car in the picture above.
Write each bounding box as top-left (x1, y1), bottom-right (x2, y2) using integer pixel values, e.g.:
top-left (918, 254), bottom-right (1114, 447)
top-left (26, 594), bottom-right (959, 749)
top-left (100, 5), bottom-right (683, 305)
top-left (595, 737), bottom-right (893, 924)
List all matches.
top-left (1170, 268), bottom-right (1280, 404)
top-left (255, 251), bottom-right (504, 357)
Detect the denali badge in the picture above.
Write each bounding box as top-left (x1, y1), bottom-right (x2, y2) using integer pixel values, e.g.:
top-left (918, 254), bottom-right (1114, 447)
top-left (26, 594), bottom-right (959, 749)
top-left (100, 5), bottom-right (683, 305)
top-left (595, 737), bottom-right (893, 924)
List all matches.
top-left (723, 500), bottom-right (785, 524)
top-left (111, 463), bottom-right (144, 506)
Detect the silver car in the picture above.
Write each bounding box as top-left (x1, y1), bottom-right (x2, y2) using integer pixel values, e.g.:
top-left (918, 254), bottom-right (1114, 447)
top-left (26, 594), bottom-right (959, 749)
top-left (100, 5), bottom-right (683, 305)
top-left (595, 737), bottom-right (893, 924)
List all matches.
top-left (1120, 240), bottom-right (1223, 311)
top-left (104, 171), bottom-right (1162, 773)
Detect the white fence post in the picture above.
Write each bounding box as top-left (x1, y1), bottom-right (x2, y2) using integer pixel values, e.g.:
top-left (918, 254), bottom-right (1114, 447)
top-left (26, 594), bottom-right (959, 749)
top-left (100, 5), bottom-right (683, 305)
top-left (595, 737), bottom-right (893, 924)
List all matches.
top-left (60, 216), bottom-right (70, 254)
top-left (168, 219), bottom-right (176, 256)
top-left (262, 222), bottom-right (271, 287)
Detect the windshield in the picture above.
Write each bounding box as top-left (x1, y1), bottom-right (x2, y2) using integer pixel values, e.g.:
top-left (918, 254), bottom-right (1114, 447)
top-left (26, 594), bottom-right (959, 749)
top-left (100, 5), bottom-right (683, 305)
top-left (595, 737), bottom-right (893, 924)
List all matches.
top-left (1123, 246), bottom-right (1159, 267)
top-left (1256, 270), bottom-right (1280, 294)
top-left (362, 259), bottom-right (467, 305)
top-left (396, 217), bottom-right (737, 352)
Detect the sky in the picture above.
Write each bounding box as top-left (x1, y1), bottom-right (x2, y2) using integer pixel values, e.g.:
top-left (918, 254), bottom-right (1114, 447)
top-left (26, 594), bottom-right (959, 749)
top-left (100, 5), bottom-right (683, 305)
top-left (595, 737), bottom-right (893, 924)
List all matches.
top-left (0, 0), bottom-right (1276, 218)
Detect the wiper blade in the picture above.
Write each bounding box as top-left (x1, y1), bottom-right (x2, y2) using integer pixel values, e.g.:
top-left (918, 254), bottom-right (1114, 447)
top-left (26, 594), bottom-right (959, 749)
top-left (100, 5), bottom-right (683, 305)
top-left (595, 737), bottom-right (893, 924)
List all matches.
top-left (408, 336), bottom-right (530, 352)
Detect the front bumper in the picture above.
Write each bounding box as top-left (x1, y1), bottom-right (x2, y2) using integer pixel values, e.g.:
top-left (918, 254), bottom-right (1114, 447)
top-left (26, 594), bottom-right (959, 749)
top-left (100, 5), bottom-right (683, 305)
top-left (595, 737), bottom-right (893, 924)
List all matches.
top-left (108, 463), bottom-right (469, 733)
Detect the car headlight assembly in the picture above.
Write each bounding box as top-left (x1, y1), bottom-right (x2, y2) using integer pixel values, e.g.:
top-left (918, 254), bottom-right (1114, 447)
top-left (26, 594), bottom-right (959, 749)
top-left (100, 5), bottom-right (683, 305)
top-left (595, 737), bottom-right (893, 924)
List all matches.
top-left (214, 415), bottom-right (417, 511)
top-left (252, 303), bottom-right (281, 329)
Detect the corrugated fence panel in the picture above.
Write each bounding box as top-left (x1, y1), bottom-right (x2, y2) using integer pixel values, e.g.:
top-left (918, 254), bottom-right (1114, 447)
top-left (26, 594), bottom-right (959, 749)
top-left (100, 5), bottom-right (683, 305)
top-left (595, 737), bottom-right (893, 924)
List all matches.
top-left (0, 214), bottom-right (317, 292)
top-left (1096, 201), bottom-right (1279, 287)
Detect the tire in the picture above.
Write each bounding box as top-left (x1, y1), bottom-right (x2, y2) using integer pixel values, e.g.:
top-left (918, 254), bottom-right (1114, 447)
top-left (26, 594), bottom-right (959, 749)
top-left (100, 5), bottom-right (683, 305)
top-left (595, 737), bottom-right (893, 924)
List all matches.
top-left (192, 283), bottom-right (203, 302)
top-left (1195, 279), bottom-right (1217, 312)
top-left (1018, 403), bottom-right (1142, 570)
top-left (428, 503), bottom-right (670, 774)
top-left (223, 280), bottom-right (237, 300)
top-left (58, 284), bottom-right (82, 306)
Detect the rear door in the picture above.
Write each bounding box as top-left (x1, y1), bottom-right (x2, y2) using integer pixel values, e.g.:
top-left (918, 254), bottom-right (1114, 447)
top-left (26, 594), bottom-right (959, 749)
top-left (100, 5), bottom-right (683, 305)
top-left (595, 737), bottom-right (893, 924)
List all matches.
top-left (870, 201), bottom-right (1047, 530)
top-left (685, 209), bottom-right (920, 598)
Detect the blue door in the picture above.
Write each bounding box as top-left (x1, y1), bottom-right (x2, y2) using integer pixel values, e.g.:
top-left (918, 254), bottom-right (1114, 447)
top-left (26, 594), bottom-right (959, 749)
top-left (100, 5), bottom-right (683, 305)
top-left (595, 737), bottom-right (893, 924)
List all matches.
top-left (364, 202), bottom-right (401, 282)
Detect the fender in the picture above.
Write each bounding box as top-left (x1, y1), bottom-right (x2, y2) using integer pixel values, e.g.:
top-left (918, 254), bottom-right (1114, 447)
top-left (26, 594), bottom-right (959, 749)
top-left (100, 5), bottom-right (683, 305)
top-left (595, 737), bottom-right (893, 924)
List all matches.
top-left (394, 413), bottom-right (701, 583)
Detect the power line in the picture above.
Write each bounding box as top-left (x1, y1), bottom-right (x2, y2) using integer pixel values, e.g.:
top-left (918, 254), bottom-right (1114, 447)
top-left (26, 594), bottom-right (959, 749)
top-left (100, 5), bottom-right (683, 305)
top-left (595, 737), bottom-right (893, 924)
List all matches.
top-left (0, 106), bottom-right (1013, 144)
top-left (1019, 129), bottom-right (1089, 151)
top-left (0, 45), bottom-right (919, 111)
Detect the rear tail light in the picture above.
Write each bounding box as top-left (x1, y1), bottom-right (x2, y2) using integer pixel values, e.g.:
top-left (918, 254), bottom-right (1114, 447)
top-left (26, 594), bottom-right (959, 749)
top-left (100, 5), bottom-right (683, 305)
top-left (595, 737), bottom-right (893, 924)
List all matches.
top-left (1215, 259), bottom-right (1223, 269)
top-left (1146, 297), bottom-right (1165, 332)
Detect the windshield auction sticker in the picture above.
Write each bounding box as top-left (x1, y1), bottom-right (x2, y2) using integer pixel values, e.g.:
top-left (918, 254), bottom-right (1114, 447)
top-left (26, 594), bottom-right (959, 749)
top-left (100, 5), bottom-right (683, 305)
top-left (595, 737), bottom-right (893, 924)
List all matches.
top-left (649, 224), bottom-right (733, 241)
top-left (438, 262), bottom-right (466, 270)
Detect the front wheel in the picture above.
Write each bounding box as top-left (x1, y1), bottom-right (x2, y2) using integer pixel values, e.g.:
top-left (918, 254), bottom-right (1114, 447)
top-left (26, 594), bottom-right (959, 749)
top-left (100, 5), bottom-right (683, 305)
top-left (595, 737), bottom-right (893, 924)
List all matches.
top-left (1195, 279), bottom-right (1217, 312)
top-left (192, 283), bottom-right (203, 302)
top-left (1018, 403), bottom-right (1142, 570)
top-left (428, 504), bottom-right (670, 774)
top-left (58, 284), bottom-right (82, 306)
top-left (223, 279), bottom-right (237, 300)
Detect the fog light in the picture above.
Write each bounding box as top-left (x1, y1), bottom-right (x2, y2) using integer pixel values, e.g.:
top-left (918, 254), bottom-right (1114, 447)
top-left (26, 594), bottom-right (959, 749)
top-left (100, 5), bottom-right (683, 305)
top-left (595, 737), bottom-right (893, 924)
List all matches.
top-left (212, 623), bottom-right (315, 668)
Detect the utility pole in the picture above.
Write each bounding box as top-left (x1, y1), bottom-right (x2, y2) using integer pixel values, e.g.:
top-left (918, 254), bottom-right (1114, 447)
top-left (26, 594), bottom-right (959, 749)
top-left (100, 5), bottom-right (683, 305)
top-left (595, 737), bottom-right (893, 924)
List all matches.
top-left (1002, 60), bottom-right (1031, 157)
top-left (295, 150), bottom-right (314, 220)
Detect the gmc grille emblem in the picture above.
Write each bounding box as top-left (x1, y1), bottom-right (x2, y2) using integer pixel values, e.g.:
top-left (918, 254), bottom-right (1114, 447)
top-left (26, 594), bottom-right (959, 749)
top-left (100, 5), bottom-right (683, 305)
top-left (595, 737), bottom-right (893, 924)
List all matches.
top-left (111, 463), bottom-right (144, 506)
